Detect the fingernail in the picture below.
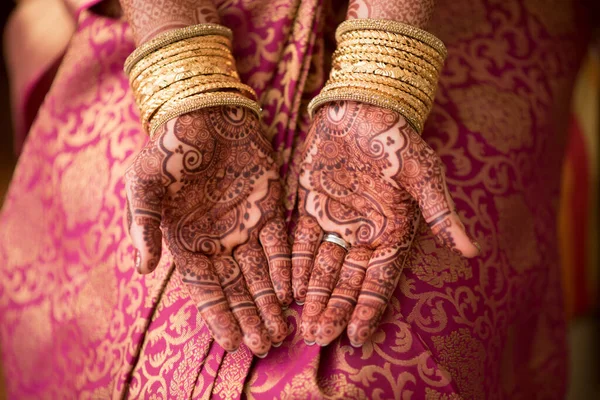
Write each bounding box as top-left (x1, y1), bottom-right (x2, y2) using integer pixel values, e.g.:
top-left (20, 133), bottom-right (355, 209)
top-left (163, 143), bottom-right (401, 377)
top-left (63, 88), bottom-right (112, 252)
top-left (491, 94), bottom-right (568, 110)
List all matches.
top-left (304, 339), bottom-right (315, 346)
top-left (256, 352), bottom-right (269, 359)
top-left (133, 249), bottom-right (141, 272)
top-left (272, 341), bottom-right (283, 348)
top-left (350, 341), bottom-right (363, 348)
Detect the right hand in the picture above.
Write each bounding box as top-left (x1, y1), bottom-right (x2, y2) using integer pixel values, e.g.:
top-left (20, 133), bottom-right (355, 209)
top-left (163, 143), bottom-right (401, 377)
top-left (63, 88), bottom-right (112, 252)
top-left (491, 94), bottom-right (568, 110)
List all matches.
top-left (125, 106), bottom-right (292, 357)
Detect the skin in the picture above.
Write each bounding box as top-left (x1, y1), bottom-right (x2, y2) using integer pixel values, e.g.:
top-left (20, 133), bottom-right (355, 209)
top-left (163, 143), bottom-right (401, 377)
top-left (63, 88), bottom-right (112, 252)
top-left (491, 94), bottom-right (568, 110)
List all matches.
top-left (293, 102), bottom-right (480, 347)
top-left (125, 107), bottom-right (292, 356)
top-left (119, 0), bottom-right (220, 45)
top-left (119, 1), bottom-right (292, 356)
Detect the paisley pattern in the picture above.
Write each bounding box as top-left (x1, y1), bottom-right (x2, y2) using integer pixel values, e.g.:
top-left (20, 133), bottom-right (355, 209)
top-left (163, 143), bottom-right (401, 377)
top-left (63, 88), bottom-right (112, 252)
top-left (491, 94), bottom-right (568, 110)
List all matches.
top-left (0, 0), bottom-right (591, 399)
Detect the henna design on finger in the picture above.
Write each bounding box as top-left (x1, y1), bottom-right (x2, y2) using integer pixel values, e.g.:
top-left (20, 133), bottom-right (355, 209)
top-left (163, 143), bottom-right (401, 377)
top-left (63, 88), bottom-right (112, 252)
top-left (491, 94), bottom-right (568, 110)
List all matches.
top-left (292, 214), bottom-right (323, 303)
top-left (234, 237), bottom-right (289, 344)
top-left (300, 241), bottom-right (346, 343)
top-left (174, 251), bottom-right (243, 352)
top-left (259, 218), bottom-right (293, 307)
top-left (213, 257), bottom-right (271, 356)
top-left (315, 246), bottom-right (372, 346)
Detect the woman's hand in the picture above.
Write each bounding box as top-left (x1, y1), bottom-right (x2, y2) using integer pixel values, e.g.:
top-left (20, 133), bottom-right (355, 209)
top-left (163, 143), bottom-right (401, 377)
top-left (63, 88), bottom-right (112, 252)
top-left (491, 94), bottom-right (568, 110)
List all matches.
top-left (293, 101), bottom-right (479, 347)
top-left (125, 106), bottom-right (292, 356)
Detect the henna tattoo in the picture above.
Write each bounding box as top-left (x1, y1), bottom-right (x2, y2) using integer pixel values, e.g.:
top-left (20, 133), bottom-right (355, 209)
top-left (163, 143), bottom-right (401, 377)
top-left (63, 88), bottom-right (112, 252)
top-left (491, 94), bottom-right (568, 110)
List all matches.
top-left (125, 106), bottom-right (292, 354)
top-left (347, 0), bottom-right (435, 29)
top-left (294, 101), bottom-right (479, 346)
top-left (300, 241), bottom-right (346, 344)
top-left (119, 0), bottom-right (220, 45)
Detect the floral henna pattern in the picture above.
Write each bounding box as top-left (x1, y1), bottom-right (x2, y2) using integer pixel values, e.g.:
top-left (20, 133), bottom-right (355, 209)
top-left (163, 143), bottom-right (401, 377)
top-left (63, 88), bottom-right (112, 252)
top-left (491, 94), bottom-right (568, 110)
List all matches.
top-left (299, 241), bottom-right (347, 344)
top-left (125, 106), bottom-right (292, 355)
top-left (293, 101), bottom-right (479, 347)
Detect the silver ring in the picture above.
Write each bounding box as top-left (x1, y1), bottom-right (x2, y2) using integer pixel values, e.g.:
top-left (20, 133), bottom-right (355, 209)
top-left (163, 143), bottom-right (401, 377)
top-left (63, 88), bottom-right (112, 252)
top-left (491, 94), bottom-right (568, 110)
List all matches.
top-left (322, 233), bottom-right (350, 251)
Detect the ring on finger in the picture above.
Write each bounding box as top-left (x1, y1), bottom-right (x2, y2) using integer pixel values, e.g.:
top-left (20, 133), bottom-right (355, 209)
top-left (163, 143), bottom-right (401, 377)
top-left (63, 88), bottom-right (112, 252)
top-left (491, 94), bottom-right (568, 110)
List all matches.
top-left (322, 232), bottom-right (350, 251)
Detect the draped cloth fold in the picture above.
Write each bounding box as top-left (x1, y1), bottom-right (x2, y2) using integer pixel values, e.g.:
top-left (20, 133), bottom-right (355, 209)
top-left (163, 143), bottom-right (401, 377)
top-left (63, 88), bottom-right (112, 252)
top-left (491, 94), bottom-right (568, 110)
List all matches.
top-left (0, 0), bottom-right (591, 398)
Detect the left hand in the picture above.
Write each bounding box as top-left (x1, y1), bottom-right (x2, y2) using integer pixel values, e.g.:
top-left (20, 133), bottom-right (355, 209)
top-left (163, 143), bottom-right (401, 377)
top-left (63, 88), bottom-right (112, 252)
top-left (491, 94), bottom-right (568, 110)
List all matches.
top-left (292, 101), bottom-right (480, 347)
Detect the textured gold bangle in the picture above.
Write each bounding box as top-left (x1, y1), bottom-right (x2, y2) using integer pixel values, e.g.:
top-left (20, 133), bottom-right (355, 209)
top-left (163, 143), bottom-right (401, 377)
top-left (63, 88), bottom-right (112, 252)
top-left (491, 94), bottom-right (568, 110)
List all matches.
top-left (335, 42), bottom-right (442, 75)
top-left (133, 47), bottom-right (234, 84)
top-left (335, 19), bottom-right (446, 58)
top-left (336, 38), bottom-right (444, 71)
top-left (330, 61), bottom-right (436, 101)
top-left (135, 69), bottom-right (240, 100)
top-left (339, 30), bottom-right (445, 65)
top-left (140, 78), bottom-right (256, 128)
top-left (132, 54), bottom-right (237, 94)
top-left (319, 80), bottom-right (429, 119)
top-left (127, 37), bottom-right (232, 80)
top-left (134, 61), bottom-right (239, 103)
top-left (124, 24), bottom-right (233, 75)
top-left (308, 87), bottom-right (423, 132)
top-left (149, 92), bottom-right (262, 137)
top-left (327, 72), bottom-right (432, 105)
top-left (332, 51), bottom-right (438, 84)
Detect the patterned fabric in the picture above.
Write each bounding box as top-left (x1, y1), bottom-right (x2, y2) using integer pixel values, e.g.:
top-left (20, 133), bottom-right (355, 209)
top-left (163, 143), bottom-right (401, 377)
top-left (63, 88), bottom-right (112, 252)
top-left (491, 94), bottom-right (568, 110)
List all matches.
top-left (0, 0), bottom-right (591, 398)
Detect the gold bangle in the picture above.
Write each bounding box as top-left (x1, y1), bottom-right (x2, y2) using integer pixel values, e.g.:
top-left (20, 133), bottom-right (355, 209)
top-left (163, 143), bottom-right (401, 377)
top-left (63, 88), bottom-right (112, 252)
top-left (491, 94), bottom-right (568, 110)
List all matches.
top-left (336, 38), bottom-right (444, 71)
top-left (133, 47), bottom-right (235, 85)
top-left (134, 61), bottom-right (240, 104)
top-left (335, 42), bottom-right (442, 75)
top-left (124, 24), bottom-right (233, 75)
top-left (330, 61), bottom-right (436, 101)
top-left (149, 92), bottom-right (262, 137)
top-left (335, 19), bottom-right (446, 58)
top-left (319, 80), bottom-right (429, 119)
top-left (127, 36), bottom-right (232, 80)
top-left (332, 51), bottom-right (438, 84)
top-left (327, 72), bottom-right (432, 105)
top-left (140, 79), bottom-right (256, 129)
top-left (308, 87), bottom-right (424, 132)
top-left (132, 54), bottom-right (238, 94)
top-left (338, 30), bottom-right (445, 65)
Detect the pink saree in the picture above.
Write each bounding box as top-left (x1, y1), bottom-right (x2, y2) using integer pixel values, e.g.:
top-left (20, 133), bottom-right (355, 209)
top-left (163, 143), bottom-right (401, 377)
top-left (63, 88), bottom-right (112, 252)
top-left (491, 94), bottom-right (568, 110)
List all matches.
top-left (0, 0), bottom-right (591, 398)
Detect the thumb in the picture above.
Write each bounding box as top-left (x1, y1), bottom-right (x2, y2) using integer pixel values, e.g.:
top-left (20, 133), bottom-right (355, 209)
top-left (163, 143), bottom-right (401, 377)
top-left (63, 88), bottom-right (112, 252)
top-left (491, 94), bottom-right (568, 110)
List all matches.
top-left (125, 150), bottom-right (166, 273)
top-left (396, 128), bottom-right (480, 258)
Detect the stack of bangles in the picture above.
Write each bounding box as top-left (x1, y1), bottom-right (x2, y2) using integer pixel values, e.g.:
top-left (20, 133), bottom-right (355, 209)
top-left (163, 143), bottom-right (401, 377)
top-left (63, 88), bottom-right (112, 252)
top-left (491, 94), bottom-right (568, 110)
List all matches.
top-left (124, 23), bottom-right (261, 137)
top-left (307, 19), bottom-right (447, 133)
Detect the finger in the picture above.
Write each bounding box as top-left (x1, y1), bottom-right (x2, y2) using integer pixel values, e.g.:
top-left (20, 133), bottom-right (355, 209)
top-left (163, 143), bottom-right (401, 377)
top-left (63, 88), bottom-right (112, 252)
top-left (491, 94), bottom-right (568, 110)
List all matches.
top-left (124, 145), bottom-right (167, 274)
top-left (292, 215), bottom-right (323, 304)
top-left (300, 240), bottom-right (346, 344)
top-left (234, 237), bottom-right (288, 345)
top-left (395, 127), bottom-right (479, 257)
top-left (212, 256), bottom-right (271, 357)
top-left (315, 246), bottom-right (372, 346)
top-left (259, 217), bottom-right (293, 308)
top-left (174, 251), bottom-right (243, 352)
top-left (347, 246), bottom-right (404, 347)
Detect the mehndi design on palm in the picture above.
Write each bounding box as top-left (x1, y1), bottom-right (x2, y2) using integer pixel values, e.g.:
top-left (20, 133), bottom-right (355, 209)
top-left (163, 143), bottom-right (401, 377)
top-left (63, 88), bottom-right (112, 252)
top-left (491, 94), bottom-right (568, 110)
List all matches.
top-left (125, 107), bottom-right (292, 356)
top-left (293, 101), bottom-right (479, 347)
